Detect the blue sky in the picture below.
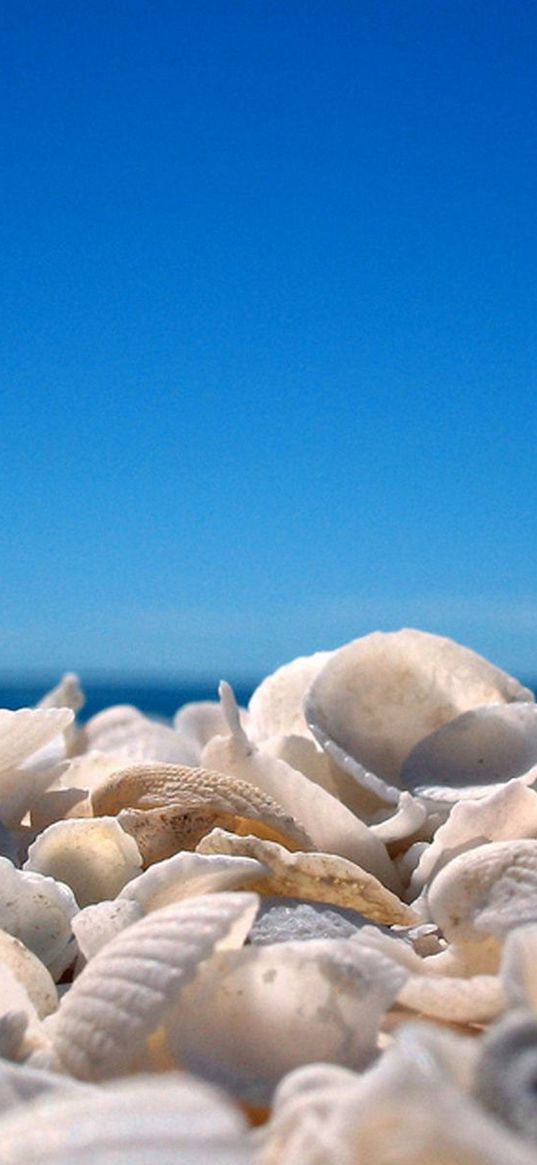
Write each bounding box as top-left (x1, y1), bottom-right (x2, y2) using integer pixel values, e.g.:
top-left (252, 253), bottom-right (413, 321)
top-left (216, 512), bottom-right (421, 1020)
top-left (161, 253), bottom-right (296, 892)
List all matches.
top-left (1, 1), bottom-right (537, 681)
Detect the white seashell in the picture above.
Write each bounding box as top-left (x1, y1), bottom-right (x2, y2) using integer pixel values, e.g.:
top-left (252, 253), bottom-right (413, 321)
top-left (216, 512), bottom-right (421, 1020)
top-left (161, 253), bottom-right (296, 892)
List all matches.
top-left (24, 818), bottom-right (143, 908)
top-left (71, 899), bottom-right (142, 962)
top-left (196, 829), bottom-right (417, 925)
top-left (166, 937), bottom-right (407, 1104)
top-left (411, 779), bottom-right (537, 895)
top-left (0, 1072), bottom-right (251, 1165)
top-left (37, 673), bottom-right (85, 715)
top-left (92, 761), bottom-right (314, 854)
top-left (0, 708), bottom-right (74, 827)
top-left (369, 792), bottom-right (428, 845)
top-left (60, 750), bottom-right (134, 796)
top-left (304, 629), bottom-right (532, 805)
top-left (0, 964), bottom-right (51, 1060)
top-left (401, 703), bottom-right (537, 798)
top-left (0, 930), bottom-right (57, 1019)
top-left (52, 891), bottom-right (259, 1080)
top-left (501, 923), bottom-right (537, 1012)
top-left (173, 700), bottom-right (243, 764)
top-left (397, 970), bottom-right (504, 1023)
top-left (427, 840), bottom-right (537, 944)
top-left (474, 1009), bottom-right (537, 1146)
top-left (0, 857), bottom-right (78, 969)
top-left (247, 651), bottom-right (333, 742)
top-left (82, 705), bottom-right (199, 766)
top-left (119, 850), bottom-right (268, 912)
top-left (260, 733), bottom-right (386, 820)
top-left (202, 683), bottom-right (399, 890)
top-left (71, 852), bottom-right (268, 961)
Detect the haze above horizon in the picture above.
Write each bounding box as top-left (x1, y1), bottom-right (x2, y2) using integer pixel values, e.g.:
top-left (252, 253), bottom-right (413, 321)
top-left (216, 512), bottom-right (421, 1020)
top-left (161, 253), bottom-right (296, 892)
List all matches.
top-left (2, 1), bottom-right (537, 681)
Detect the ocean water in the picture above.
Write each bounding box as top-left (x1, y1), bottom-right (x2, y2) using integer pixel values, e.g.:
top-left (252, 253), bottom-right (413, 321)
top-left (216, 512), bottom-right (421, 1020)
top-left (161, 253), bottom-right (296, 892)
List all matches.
top-left (0, 677), bottom-right (259, 722)
top-left (0, 675), bottom-right (535, 722)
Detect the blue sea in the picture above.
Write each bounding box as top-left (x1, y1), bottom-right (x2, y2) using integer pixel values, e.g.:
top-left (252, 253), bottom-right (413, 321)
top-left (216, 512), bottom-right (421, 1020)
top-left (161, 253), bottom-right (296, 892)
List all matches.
top-left (0, 675), bottom-right (535, 722)
top-left (0, 677), bottom-right (260, 721)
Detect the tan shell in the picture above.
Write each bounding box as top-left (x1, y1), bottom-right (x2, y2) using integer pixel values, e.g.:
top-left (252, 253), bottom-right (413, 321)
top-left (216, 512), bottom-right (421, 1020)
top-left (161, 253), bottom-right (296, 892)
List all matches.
top-left (91, 763), bottom-right (312, 851)
top-left (196, 829), bottom-right (418, 926)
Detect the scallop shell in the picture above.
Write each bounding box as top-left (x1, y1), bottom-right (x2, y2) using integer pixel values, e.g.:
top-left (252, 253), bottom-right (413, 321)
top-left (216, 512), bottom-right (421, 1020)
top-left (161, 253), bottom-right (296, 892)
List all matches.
top-left (196, 829), bottom-right (417, 926)
top-left (426, 839), bottom-right (537, 944)
top-left (202, 684), bottom-right (399, 889)
top-left (51, 891), bottom-right (259, 1080)
top-left (24, 818), bottom-right (143, 908)
top-left (304, 629), bottom-right (533, 805)
top-left (0, 858), bottom-right (78, 970)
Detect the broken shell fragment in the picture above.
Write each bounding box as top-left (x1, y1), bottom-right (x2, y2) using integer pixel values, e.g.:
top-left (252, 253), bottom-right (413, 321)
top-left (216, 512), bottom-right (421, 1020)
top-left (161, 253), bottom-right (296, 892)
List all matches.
top-left (196, 829), bottom-right (417, 925)
top-left (0, 931), bottom-right (57, 1019)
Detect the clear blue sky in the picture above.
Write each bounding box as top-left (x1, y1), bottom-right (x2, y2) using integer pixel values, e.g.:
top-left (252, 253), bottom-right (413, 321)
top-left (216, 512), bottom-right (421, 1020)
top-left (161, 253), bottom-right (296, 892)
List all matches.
top-left (1, 1), bottom-right (537, 681)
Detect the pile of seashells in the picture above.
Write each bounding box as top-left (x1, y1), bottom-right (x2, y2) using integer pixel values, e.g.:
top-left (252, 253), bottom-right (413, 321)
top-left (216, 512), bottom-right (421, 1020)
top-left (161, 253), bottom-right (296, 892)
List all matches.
top-left (4, 629), bottom-right (537, 1161)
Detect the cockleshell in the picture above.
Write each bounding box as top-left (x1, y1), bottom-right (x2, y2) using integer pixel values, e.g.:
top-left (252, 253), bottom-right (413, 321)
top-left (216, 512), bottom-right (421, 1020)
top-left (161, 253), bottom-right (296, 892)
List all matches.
top-left (24, 818), bottom-right (143, 907)
top-left (304, 629), bottom-right (533, 805)
top-left (51, 892), bottom-right (259, 1080)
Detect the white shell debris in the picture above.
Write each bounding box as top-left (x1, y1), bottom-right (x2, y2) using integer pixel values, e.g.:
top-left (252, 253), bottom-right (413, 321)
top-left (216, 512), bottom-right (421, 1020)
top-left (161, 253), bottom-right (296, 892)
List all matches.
top-left (0, 857), bottom-right (78, 969)
top-left (2, 629), bottom-right (537, 1160)
top-left (24, 817), bottom-right (143, 908)
top-left (51, 892), bottom-right (259, 1080)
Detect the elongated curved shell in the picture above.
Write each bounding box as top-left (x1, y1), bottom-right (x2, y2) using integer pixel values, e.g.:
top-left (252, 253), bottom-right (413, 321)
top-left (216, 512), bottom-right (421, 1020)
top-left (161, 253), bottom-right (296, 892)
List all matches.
top-left (165, 938), bottom-right (407, 1104)
top-left (247, 651), bottom-right (332, 741)
top-left (0, 1072), bottom-right (250, 1165)
top-left (196, 829), bottom-right (417, 926)
top-left (203, 686), bottom-right (399, 890)
top-left (24, 818), bottom-right (143, 908)
top-left (52, 892), bottom-right (259, 1080)
top-left (397, 971), bottom-right (504, 1024)
top-left (304, 630), bottom-right (532, 801)
top-left (90, 759), bottom-right (312, 862)
top-left (427, 840), bottom-right (537, 944)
